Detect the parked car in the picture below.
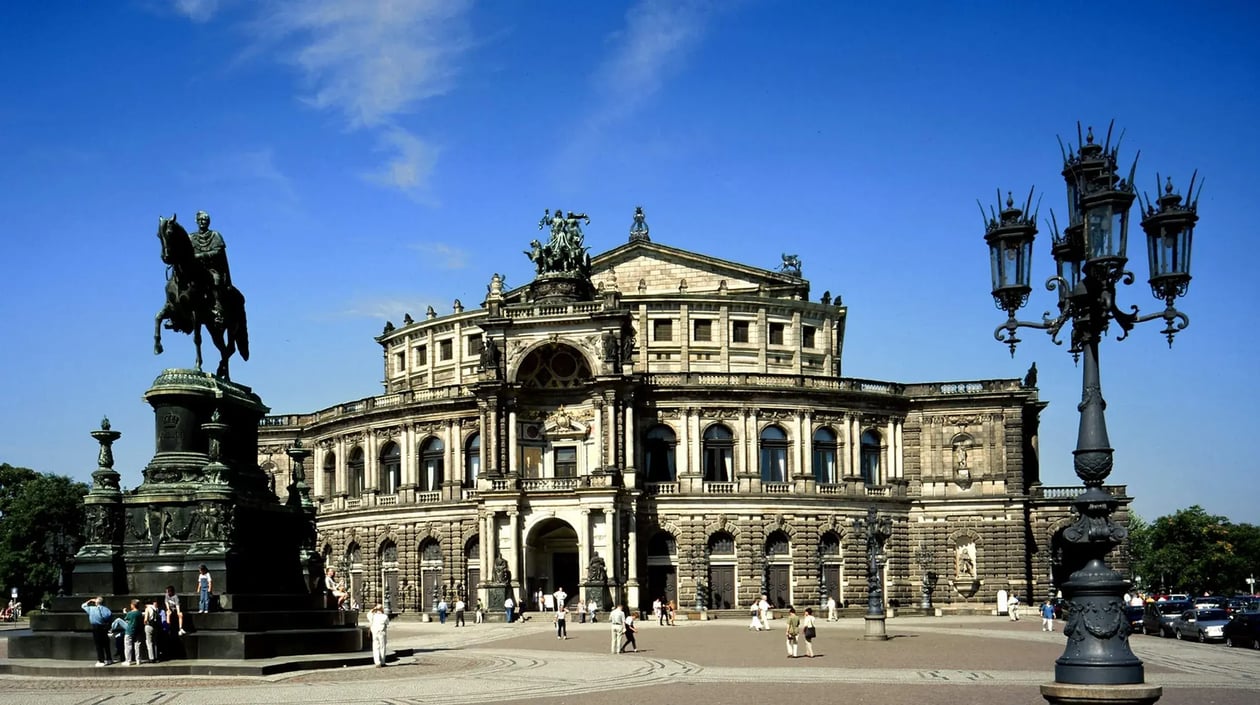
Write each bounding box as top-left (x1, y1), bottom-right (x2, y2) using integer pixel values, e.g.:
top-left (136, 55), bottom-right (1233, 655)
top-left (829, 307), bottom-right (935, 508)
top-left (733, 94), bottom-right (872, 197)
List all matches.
top-left (1224, 611), bottom-right (1260, 649)
top-left (1173, 608), bottom-right (1230, 642)
top-left (1144, 600), bottom-right (1193, 637)
top-left (1124, 605), bottom-right (1144, 632)
top-left (1194, 596), bottom-right (1226, 610)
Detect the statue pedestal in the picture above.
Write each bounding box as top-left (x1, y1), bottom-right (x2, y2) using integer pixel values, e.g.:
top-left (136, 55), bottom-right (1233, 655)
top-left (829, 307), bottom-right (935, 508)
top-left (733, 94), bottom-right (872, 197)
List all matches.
top-left (11, 369), bottom-right (362, 664)
top-left (1041, 683), bottom-right (1162, 705)
top-left (583, 581), bottom-right (611, 612)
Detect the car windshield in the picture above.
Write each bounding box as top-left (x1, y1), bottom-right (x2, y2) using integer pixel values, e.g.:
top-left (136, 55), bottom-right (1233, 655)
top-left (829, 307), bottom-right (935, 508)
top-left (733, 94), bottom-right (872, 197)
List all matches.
top-left (1158, 603), bottom-right (1189, 614)
top-left (1196, 609), bottom-right (1228, 621)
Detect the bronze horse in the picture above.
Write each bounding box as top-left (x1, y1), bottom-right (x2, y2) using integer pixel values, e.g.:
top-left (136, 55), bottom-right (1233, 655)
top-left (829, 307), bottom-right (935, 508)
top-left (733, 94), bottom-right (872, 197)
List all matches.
top-left (154, 214), bottom-right (249, 379)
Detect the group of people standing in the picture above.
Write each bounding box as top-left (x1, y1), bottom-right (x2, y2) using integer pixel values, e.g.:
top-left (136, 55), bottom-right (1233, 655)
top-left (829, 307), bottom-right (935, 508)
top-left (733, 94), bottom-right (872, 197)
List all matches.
top-left (650, 596), bottom-right (677, 626)
top-left (81, 584), bottom-right (189, 667)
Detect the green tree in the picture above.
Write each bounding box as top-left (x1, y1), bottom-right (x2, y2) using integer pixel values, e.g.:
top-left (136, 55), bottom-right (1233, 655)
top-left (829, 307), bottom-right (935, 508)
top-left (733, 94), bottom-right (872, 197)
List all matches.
top-left (0, 463), bottom-right (88, 606)
top-left (1131, 505), bottom-right (1260, 595)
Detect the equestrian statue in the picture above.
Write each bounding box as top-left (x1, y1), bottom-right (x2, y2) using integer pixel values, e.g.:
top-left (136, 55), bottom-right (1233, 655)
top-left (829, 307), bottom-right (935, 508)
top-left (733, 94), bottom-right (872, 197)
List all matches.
top-left (154, 211), bottom-right (249, 380)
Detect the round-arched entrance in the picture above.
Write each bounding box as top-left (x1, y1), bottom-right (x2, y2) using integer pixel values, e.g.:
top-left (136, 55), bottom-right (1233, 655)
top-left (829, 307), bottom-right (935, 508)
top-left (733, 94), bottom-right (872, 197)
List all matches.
top-left (525, 518), bottom-right (579, 609)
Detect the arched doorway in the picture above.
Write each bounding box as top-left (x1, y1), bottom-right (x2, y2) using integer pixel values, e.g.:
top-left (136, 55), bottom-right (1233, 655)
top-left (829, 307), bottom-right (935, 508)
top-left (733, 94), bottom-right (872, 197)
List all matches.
top-left (765, 530), bottom-right (792, 608)
top-left (525, 518), bottom-right (579, 609)
top-left (646, 531), bottom-right (677, 608)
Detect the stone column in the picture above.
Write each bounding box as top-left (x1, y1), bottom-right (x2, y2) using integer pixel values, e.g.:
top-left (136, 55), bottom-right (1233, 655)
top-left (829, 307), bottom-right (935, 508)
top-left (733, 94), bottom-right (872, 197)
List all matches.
top-left (625, 508), bottom-right (640, 608)
top-left (578, 509), bottom-right (591, 589)
top-left (508, 408), bottom-right (518, 475)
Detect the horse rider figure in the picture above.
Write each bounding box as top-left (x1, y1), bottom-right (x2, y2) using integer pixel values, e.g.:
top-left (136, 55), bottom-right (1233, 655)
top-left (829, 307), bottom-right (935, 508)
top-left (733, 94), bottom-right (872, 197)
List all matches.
top-left (191, 210), bottom-right (232, 324)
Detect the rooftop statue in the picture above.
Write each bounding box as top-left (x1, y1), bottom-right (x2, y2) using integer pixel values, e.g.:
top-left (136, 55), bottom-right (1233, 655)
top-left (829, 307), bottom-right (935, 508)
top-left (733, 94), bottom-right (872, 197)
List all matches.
top-left (154, 212), bottom-right (250, 380)
top-left (629, 205), bottom-right (650, 242)
top-left (527, 208), bottom-right (592, 277)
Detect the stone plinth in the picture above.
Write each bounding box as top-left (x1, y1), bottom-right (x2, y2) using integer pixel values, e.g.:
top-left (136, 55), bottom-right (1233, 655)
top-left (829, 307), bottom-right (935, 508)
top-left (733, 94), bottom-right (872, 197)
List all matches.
top-left (1041, 683), bottom-right (1162, 705)
top-left (863, 614), bottom-right (889, 641)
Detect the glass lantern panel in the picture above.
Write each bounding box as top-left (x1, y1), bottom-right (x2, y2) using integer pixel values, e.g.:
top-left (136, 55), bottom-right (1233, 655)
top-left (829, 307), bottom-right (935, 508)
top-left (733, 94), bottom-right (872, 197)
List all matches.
top-left (1066, 182), bottom-right (1081, 225)
top-left (1002, 241), bottom-right (1020, 288)
top-left (989, 243), bottom-right (1003, 292)
top-left (1086, 205), bottom-right (1113, 259)
top-left (1112, 208), bottom-right (1129, 260)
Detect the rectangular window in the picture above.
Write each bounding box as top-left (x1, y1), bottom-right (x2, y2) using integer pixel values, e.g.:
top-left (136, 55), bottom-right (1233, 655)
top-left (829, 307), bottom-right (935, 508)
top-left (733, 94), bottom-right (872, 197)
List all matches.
top-left (693, 319), bottom-right (712, 342)
top-left (394, 352), bottom-right (406, 374)
top-left (439, 340), bottom-right (453, 361)
top-left (554, 446), bottom-right (577, 478)
top-left (769, 322), bottom-right (785, 345)
top-left (653, 319), bottom-right (673, 342)
top-left (802, 325), bottom-right (816, 348)
top-left (521, 446), bottom-right (543, 478)
top-left (467, 334), bottom-right (483, 356)
top-left (414, 345), bottom-right (428, 367)
top-left (732, 320), bottom-right (750, 343)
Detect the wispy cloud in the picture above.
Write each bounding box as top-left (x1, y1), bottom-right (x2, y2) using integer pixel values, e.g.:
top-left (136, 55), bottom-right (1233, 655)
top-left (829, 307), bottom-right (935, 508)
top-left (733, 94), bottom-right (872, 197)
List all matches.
top-left (174, 147), bottom-right (297, 200)
top-left (408, 241), bottom-right (468, 270)
top-left (179, 1), bottom-right (473, 201)
top-left (552, 0), bottom-right (716, 182)
top-left (331, 296), bottom-right (440, 323)
top-left (172, 0), bottom-right (224, 23)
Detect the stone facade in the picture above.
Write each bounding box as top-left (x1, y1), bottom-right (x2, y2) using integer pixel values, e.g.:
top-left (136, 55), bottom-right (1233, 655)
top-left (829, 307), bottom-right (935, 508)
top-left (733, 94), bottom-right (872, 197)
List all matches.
top-left (258, 227), bottom-right (1125, 616)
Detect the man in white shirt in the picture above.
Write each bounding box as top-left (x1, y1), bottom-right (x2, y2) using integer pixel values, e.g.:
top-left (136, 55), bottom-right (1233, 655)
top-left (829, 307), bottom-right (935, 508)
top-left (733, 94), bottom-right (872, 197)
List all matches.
top-left (454, 598), bottom-right (466, 627)
top-left (826, 595), bottom-right (838, 622)
top-left (554, 586), bottom-right (568, 609)
top-left (609, 603), bottom-right (626, 654)
top-left (504, 596), bottom-right (515, 623)
top-left (368, 604), bottom-right (389, 667)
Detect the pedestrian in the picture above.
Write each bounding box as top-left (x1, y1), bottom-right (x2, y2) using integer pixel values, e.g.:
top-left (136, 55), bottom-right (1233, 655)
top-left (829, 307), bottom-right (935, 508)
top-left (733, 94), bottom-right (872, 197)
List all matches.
top-left (555, 602), bottom-right (568, 640)
top-left (536, 588), bottom-right (545, 613)
top-left (475, 598), bottom-right (484, 624)
top-left (368, 603), bottom-right (389, 667)
top-left (143, 597), bottom-right (160, 663)
top-left (758, 594), bottom-right (771, 628)
top-left (801, 607), bottom-right (817, 658)
top-left (577, 600), bottom-right (587, 623)
top-left (609, 602), bottom-right (626, 654)
top-left (554, 586), bottom-right (568, 610)
top-left (454, 597), bottom-right (466, 627)
top-left (652, 597), bottom-right (662, 625)
top-left (437, 597), bottom-right (448, 624)
top-left (1041, 600), bottom-right (1056, 632)
top-left (784, 606), bottom-right (801, 658)
top-left (623, 610), bottom-right (639, 653)
top-left (196, 564), bottom-right (213, 613)
top-left (826, 595), bottom-right (838, 622)
top-left (81, 596), bottom-right (113, 666)
top-left (504, 595), bottom-right (515, 623)
top-left (667, 599), bottom-right (676, 626)
top-left (588, 599), bottom-right (598, 624)
top-left (748, 601), bottom-right (763, 631)
top-left (1008, 594), bottom-right (1020, 621)
top-left (123, 599), bottom-right (143, 665)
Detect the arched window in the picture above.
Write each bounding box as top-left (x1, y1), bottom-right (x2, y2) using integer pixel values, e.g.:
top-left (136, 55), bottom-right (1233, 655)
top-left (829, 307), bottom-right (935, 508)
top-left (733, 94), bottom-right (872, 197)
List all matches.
top-left (464, 433), bottom-right (480, 487)
top-left (708, 532), bottom-right (735, 556)
top-left (379, 442), bottom-right (401, 494)
top-left (765, 531), bottom-right (790, 559)
top-left (643, 425), bottom-right (677, 482)
top-left (812, 428), bottom-right (838, 484)
top-left (648, 532), bottom-right (677, 558)
top-left (322, 452), bottom-right (336, 499)
top-left (702, 424), bottom-right (734, 482)
top-left (759, 425), bottom-right (788, 482)
top-left (348, 447), bottom-right (365, 498)
top-left (420, 437), bottom-right (445, 492)
top-left (860, 430), bottom-right (881, 485)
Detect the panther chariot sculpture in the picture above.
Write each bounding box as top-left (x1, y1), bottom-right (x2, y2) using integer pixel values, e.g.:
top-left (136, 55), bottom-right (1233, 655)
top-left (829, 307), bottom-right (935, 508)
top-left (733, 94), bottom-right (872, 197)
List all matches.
top-left (154, 211), bottom-right (250, 380)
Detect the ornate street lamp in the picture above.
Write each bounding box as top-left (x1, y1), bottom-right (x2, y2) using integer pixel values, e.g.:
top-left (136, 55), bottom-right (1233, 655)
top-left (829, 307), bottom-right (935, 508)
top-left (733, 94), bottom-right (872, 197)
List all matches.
top-left (914, 541), bottom-right (934, 611)
top-left (853, 507), bottom-right (893, 641)
top-left (980, 122), bottom-right (1199, 705)
top-left (686, 548), bottom-right (708, 611)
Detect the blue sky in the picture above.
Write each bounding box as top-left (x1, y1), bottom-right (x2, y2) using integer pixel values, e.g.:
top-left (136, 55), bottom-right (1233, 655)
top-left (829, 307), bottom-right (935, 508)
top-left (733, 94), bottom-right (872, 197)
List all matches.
top-left (1, 1), bottom-right (1256, 524)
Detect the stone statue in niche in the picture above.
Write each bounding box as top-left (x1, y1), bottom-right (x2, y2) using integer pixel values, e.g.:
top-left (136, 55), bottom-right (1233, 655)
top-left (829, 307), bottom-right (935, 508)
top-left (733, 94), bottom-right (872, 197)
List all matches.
top-left (955, 542), bottom-right (977, 578)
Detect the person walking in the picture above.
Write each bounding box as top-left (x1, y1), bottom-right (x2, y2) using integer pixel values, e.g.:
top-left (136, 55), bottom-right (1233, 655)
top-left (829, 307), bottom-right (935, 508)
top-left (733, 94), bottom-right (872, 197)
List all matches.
top-left (454, 597), bottom-right (466, 627)
top-left (784, 606), bottom-right (801, 658)
top-left (588, 599), bottom-right (598, 624)
top-left (437, 597), bottom-right (448, 624)
top-left (748, 601), bottom-right (763, 631)
top-left (82, 596), bottom-right (113, 666)
top-left (826, 595), bottom-right (838, 622)
top-left (577, 600), bottom-right (587, 623)
top-left (196, 564), bottom-right (213, 613)
top-left (368, 604), bottom-right (390, 667)
top-left (609, 603), bottom-right (626, 654)
top-left (1008, 594), bottom-right (1021, 621)
top-left (1041, 600), bottom-right (1056, 632)
top-left (504, 595), bottom-right (515, 623)
top-left (475, 598), bottom-right (484, 624)
top-left (623, 610), bottom-right (639, 653)
top-left (555, 602), bottom-right (568, 640)
top-left (801, 607), bottom-right (818, 658)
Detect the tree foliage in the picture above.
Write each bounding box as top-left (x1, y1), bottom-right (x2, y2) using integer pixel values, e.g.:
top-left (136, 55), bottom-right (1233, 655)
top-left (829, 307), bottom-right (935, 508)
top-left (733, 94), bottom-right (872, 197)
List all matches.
top-left (0, 463), bottom-right (88, 605)
top-left (1128, 505), bottom-right (1260, 595)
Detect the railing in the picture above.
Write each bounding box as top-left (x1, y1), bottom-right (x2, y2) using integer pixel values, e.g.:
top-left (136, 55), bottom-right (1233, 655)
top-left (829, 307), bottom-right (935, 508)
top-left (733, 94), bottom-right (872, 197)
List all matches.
top-left (416, 491), bottom-right (442, 504)
top-left (703, 482), bottom-right (736, 494)
top-left (521, 477), bottom-right (580, 492)
top-left (345, 498), bottom-right (362, 509)
top-left (461, 488), bottom-right (480, 501)
top-left (376, 494), bottom-right (398, 506)
top-left (504, 301), bottom-right (607, 319)
top-left (645, 482), bottom-right (678, 495)
top-left (816, 483), bottom-right (845, 495)
top-left (762, 482), bottom-right (793, 494)
top-left (489, 479), bottom-right (516, 491)
top-left (1033, 485), bottom-right (1127, 500)
top-left (865, 485), bottom-right (890, 497)
top-left (260, 385), bottom-right (474, 427)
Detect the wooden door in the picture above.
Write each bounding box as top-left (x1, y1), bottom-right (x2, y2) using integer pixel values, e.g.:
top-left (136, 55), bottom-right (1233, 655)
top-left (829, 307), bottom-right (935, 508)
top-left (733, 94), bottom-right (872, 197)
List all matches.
top-left (421, 570), bottom-right (439, 611)
top-left (647, 566), bottom-right (677, 607)
top-left (708, 565), bottom-right (735, 609)
top-left (823, 564), bottom-right (843, 605)
top-left (767, 565), bottom-right (791, 608)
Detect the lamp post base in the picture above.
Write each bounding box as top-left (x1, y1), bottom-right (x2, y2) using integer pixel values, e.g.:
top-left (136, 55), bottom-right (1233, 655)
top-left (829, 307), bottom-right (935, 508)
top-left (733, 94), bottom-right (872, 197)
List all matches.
top-left (1041, 682), bottom-right (1161, 705)
top-left (863, 614), bottom-right (888, 641)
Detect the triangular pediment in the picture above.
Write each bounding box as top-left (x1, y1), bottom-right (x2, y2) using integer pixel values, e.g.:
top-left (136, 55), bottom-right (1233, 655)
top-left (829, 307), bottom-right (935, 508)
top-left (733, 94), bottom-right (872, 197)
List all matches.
top-left (589, 240), bottom-right (807, 298)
